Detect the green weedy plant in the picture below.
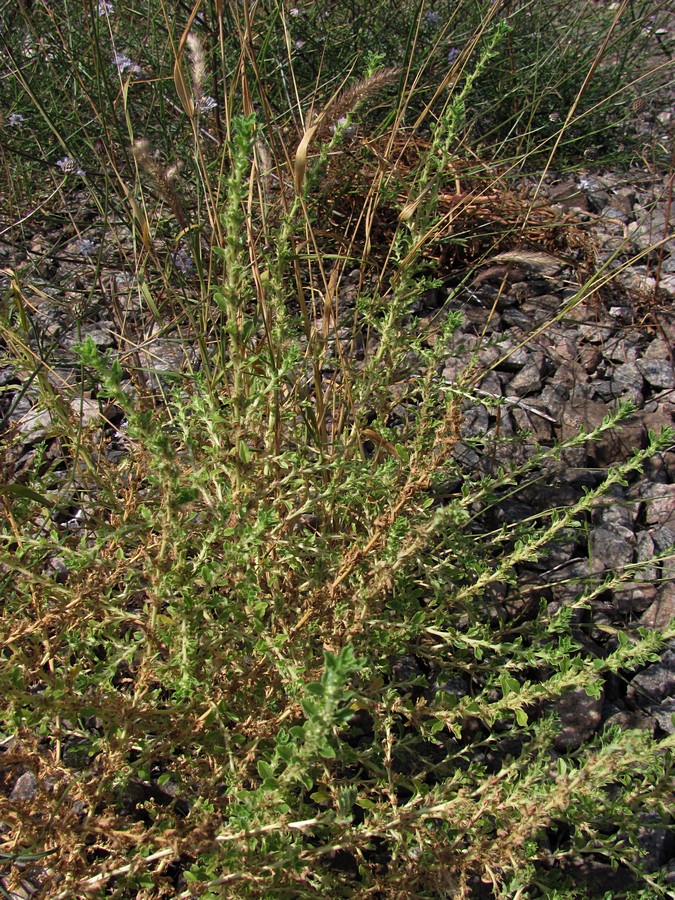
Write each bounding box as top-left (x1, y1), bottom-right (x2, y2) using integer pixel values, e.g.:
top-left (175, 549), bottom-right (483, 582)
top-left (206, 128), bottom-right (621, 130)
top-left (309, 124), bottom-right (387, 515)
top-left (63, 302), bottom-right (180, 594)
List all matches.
top-left (0, 0), bottom-right (673, 897)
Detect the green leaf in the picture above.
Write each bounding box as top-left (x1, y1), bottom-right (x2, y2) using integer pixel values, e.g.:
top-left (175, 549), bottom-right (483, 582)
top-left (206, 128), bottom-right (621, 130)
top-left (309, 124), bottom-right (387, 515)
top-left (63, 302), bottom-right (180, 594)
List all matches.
top-left (237, 439), bottom-right (252, 464)
top-left (257, 760), bottom-right (275, 780)
top-left (515, 708), bottom-right (528, 727)
top-left (501, 674), bottom-right (520, 696)
top-left (394, 443), bottom-right (409, 463)
top-left (301, 698), bottom-right (319, 717)
top-left (0, 484), bottom-right (51, 507)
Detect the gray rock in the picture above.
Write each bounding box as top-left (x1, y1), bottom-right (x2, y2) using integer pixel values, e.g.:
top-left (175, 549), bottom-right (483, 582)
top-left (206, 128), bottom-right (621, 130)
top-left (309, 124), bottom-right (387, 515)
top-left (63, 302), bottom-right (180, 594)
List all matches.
top-left (604, 708), bottom-right (655, 732)
top-left (549, 179), bottom-right (590, 211)
top-left (592, 488), bottom-right (638, 529)
top-left (611, 187), bottom-right (637, 216)
top-left (537, 383), bottom-right (568, 420)
top-left (593, 413), bottom-right (650, 466)
top-left (477, 371), bottom-right (502, 397)
top-left (634, 531), bottom-right (659, 582)
top-left (627, 650), bottom-right (675, 705)
top-left (442, 357), bottom-right (466, 384)
top-left (506, 352), bottom-right (546, 396)
top-left (15, 406), bottom-right (54, 439)
top-left (547, 558), bottom-right (592, 603)
top-left (548, 333), bottom-right (578, 363)
top-left (610, 362), bottom-right (644, 404)
top-left (601, 206), bottom-right (629, 223)
top-left (660, 250), bottom-right (675, 273)
top-left (476, 345), bottom-right (502, 369)
top-left (62, 323), bottom-right (115, 350)
top-left (554, 687), bottom-right (604, 750)
top-left (510, 405), bottom-right (554, 442)
top-left (494, 339), bottom-right (530, 371)
top-left (559, 395), bottom-right (607, 448)
top-left (70, 396), bottom-right (100, 426)
top-left (637, 812), bottom-right (673, 871)
top-left (46, 557), bottom-right (69, 583)
top-left (501, 307), bottom-right (532, 329)
top-left (619, 269), bottom-right (658, 296)
top-left (636, 358), bottom-right (674, 391)
top-left (658, 273), bottom-right (675, 297)
top-left (650, 525), bottom-right (675, 557)
top-left (640, 483), bottom-right (675, 528)
top-left (579, 344), bottom-right (602, 374)
top-left (608, 306), bottom-right (637, 325)
top-left (643, 338), bottom-right (671, 361)
top-left (652, 698), bottom-right (675, 735)
top-left (10, 771), bottom-right (38, 801)
top-left (460, 403), bottom-right (489, 438)
top-left (452, 442), bottom-right (481, 468)
top-left (613, 584), bottom-right (658, 614)
top-left (602, 336), bottom-right (641, 364)
top-left (589, 524), bottom-right (635, 574)
top-left (578, 321), bottom-right (616, 343)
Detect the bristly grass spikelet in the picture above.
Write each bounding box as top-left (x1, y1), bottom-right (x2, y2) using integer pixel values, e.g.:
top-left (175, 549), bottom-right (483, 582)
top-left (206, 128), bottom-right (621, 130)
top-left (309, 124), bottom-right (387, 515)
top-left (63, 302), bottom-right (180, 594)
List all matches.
top-left (131, 138), bottom-right (188, 230)
top-left (319, 66), bottom-right (401, 136)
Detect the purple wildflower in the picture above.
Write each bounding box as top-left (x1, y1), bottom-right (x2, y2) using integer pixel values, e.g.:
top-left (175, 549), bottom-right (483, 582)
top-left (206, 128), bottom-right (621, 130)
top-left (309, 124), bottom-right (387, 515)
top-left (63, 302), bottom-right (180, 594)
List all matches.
top-left (77, 239), bottom-right (98, 258)
top-left (57, 156), bottom-right (85, 175)
top-left (113, 52), bottom-right (142, 77)
top-left (171, 248), bottom-right (195, 275)
top-left (195, 95), bottom-right (217, 115)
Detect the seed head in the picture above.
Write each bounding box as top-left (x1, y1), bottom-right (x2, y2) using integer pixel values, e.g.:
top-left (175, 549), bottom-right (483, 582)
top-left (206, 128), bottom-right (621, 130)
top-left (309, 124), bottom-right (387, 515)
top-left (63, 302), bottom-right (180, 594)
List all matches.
top-left (320, 67), bottom-right (399, 137)
top-left (631, 97), bottom-right (647, 116)
top-left (187, 33), bottom-right (207, 102)
top-left (132, 139), bottom-right (188, 229)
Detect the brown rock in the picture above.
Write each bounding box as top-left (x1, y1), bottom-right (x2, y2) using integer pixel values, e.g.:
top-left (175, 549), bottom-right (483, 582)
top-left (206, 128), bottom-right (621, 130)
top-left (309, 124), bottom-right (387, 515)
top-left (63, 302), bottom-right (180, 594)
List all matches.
top-left (640, 583), bottom-right (675, 631)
